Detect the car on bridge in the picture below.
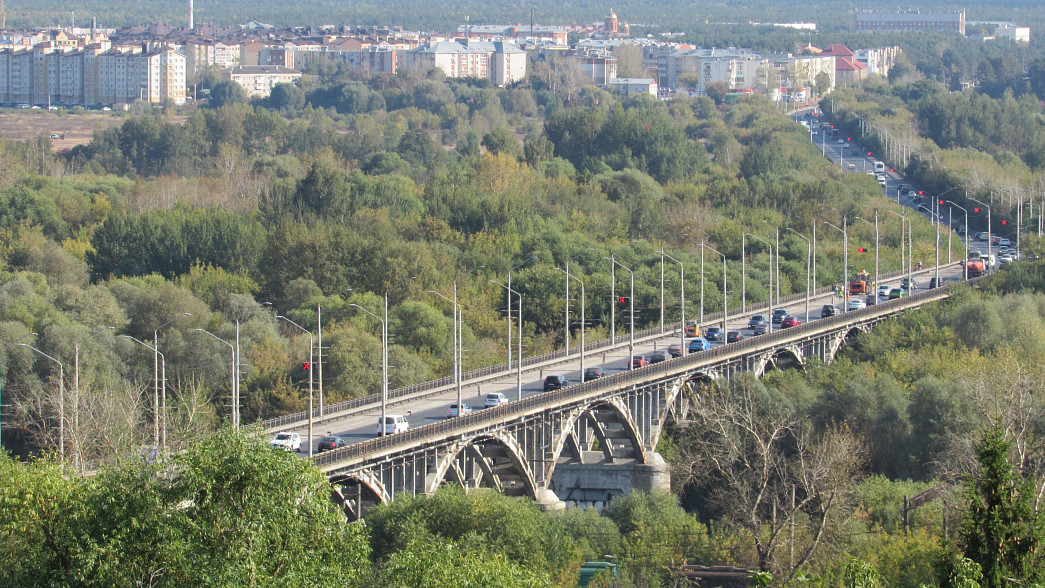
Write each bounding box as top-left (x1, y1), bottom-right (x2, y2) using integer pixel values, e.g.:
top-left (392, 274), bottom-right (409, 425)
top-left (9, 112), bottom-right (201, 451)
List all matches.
top-left (667, 343), bottom-right (684, 358)
top-left (900, 277), bottom-right (917, 290)
top-left (687, 338), bottom-right (711, 352)
top-left (377, 414), bottom-right (409, 435)
top-left (447, 403), bottom-right (473, 418)
top-left (726, 331), bottom-right (743, 343)
top-left (772, 309), bottom-right (790, 324)
top-left (752, 325), bottom-right (768, 336)
top-left (631, 355), bottom-right (650, 368)
top-left (648, 349), bottom-right (670, 364)
top-left (705, 326), bottom-right (723, 341)
top-left (847, 298), bottom-right (867, 311)
top-left (877, 284), bottom-right (892, 298)
top-left (583, 366), bottom-right (605, 381)
top-left (748, 314), bottom-right (769, 329)
top-left (485, 392), bottom-right (510, 407)
top-left (781, 316), bottom-right (802, 328)
top-left (821, 304), bottom-right (840, 318)
top-left (888, 287), bottom-right (906, 300)
top-left (543, 375), bottom-right (569, 391)
top-left (317, 436), bottom-right (346, 452)
top-left (271, 431), bottom-right (301, 452)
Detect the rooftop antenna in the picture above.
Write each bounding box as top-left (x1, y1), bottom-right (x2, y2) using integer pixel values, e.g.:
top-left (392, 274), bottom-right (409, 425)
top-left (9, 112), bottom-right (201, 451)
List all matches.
top-left (2, 0), bottom-right (6, 30)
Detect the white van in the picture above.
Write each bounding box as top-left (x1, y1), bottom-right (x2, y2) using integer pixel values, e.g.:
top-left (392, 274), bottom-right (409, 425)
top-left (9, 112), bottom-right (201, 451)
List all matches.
top-left (377, 414), bottom-right (409, 435)
top-left (873, 161), bottom-right (886, 173)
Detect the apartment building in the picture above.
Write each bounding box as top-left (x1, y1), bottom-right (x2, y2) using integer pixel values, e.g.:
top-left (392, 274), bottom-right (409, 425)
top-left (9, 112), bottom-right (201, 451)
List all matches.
top-left (222, 65), bottom-right (300, 98)
top-left (403, 39), bottom-right (526, 86)
top-left (0, 42), bottom-right (185, 106)
top-left (184, 41), bottom-right (241, 75)
top-left (855, 10), bottom-right (966, 35)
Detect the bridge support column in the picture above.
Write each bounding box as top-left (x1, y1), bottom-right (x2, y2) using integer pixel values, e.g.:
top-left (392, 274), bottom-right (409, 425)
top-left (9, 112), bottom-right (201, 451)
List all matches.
top-left (535, 488), bottom-right (566, 512)
top-left (550, 452), bottom-right (671, 510)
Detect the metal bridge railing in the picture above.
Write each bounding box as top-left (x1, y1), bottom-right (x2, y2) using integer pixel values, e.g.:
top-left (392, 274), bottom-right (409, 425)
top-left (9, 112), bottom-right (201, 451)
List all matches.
top-left (263, 263), bottom-right (961, 432)
top-left (313, 273), bottom-right (976, 470)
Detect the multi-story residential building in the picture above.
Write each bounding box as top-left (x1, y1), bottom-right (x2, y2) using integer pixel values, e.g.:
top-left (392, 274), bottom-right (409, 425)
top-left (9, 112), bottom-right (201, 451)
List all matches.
top-left (567, 49), bottom-right (617, 85)
top-left (994, 25), bottom-right (1030, 44)
top-left (222, 65), bottom-right (300, 98)
top-left (403, 39), bottom-right (526, 86)
top-left (0, 42), bottom-right (185, 106)
top-left (818, 44), bottom-right (867, 85)
top-left (664, 47), bottom-right (763, 92)
top-left (855, 10), bottom-right (965, 35)
top-left (764, 52), bottom-right (836, 95)
top-left (853, 46), bottom-right (901, 78)
top-left (183, 41), bottom-right (241, 75)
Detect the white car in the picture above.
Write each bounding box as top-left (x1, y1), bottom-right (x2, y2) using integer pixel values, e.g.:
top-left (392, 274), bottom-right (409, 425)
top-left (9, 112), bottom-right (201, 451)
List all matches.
top-left (877, 284), bottom-right (892, 298)
top-left (447, 402), bottom-right (472, 418)
top-left (377, 414), bottom-right (409, 435)
top-left (484, 392), bottom-right (509, 408)
top-left (999, 254), bottom-right (1013, 265)
top-left (847, 299), bottom-right (867, 311)
top-left (271, 431), bottom-right (301, 452)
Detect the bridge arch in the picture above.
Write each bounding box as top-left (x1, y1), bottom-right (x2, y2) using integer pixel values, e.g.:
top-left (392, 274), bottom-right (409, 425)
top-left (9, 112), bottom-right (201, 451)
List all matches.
top-left (330, 471), bottom-right (388, 521)
top-left (425, 432), bottom-right (537, 500)
top-left (770, 346), bottom-right (804, 370)
top-left (544, 397), bottom-right (647, 482)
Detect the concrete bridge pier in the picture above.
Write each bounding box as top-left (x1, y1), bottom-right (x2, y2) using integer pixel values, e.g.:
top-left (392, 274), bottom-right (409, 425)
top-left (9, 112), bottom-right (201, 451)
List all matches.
top-left (549, 452), bottom-right (671, 510)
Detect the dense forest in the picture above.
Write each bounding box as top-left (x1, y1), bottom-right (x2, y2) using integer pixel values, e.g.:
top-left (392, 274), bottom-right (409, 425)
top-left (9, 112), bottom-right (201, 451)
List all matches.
top-left (2, 16), bottom-right (1045, 586)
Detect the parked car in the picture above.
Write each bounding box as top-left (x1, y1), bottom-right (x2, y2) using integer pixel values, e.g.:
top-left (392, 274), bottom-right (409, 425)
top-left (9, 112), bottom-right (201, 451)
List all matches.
top-left (447, 402), bottom-right (473, 418)
top-left (704, 326), bottom-right (723, 341)
top-left (543, 374), bottom-right (569, 391)
top-left (821, 304), bottom-right (840, 318)
top-left (847, 298), bottom-right (867, 311)
top-left (888, 287), bottom-right (905, 300)
top-left (688, 337), bottom-right (711, 352)
top-left (726, 331), bottom-right (743, 343)
top-left (781, 316), bottom-right (802, 328)
top-left (771, 309), bottom-right (790, 324)
top-left (485, 392), bottom-right (510, 408)
top-left (316, 436), bottom-right (346, 452)
top-left (648, 349), bottom-right (670, 364)
top-left (752, 325), bottom-right (769, 336)
top-left (271, 431), bottom-right (301, 452)
top-left (748, 314), bottom-right (769, 329)
top-left (583, 367), bottom-right (605, 382)
top-left (631, 355), bottom-right (650, 368)
top-left (377, 414), bottom-right (409, 435)
top-left (667, 343), bottom-right (684, 358)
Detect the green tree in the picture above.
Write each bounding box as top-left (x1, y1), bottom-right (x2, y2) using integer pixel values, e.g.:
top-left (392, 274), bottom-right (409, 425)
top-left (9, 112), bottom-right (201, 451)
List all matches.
top-left (208, 80), bottom-right (248, 109)
top-left (705, 80), bottom-right (730, 104)
top-left (481, 127), bottom-right (523, 159)
top-left (956, 428), bottom-right (1044, 588)
top-left (267, 82), bottom-right (305, 111)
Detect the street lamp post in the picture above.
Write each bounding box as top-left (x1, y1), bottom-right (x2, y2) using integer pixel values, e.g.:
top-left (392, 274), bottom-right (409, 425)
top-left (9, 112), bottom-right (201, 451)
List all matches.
top-left (947, 201), bottom-right (970, 273)
top-left (349, 304), bottom-right (388, 434)
top-left (194, 329), bottom-right (236, 426)
top-left (490, 280), bottom-right (523, 400)
top-left (970, 197), bottom-right (992, 267)
top-left (656, 251), bottom-right (685, 355)
top-left (701, 243), bottom-right (727, 333)
top-left (507, 256), bottom-right (535, 370)
top-left (606, 258), bottom-right (635, 369)
top-left (745, 234), bottom-right (774, 328)
top-left (854, 214), bottom-right (879, 293)
top-left (565, 250), bottom-right (592, 351)
top-left (317, 288), bottom-right (351, 417)
top-left (74, 326), bottom-right (114, 467)
top-left (123, 336), bottom-right (163, 451)
top-left (785, 228), bottom-right (811, 322)
top-left (427, 290), bottom-right (463, 418)
top-left (918, 206), bottom-right (942, 287)
top-left (699, 244), bottom-right (705, 324)
top-left (822, 220), bottom-right (848, 311)
top-left (20, 344), bottom-right (64, 462)
top-left (277, 316), bottom-right (314, 456)
top-left (154, 313), bottom-right (190, 446)
top-left (555, 268), bottom-right (586, 378)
